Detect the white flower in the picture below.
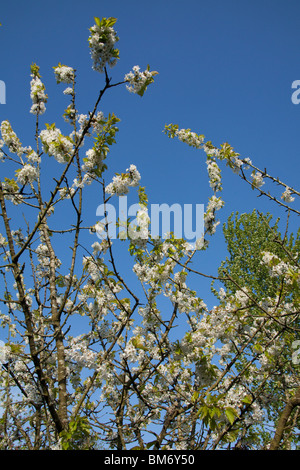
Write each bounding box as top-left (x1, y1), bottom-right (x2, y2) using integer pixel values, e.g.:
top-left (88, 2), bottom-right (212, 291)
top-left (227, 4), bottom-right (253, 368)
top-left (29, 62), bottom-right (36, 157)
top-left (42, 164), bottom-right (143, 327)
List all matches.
top-left (72, 174), bottom-right (91, 189)
top-left (66, 335), bottom-right (98, 369)
top-left (91, 241), bottom-right (103, 256)
top-left (16, 164), bottom-right (38, 185)
top-left (88, 17), bottom-right (119, 73)
top-left (0, 120), bottom-right (22, 155)
top-left (124, 65), bottom-right (158, 96)
top-left (40, 125), bottom-right (74, 163)
top-left (53, 64), bottom-right (75, 84)
top-left (0, 341), bottom-right (10, 364)
top-left (90, 221), bottom-right (105, 237)
top-left (194, 236), bottom-right (209, 250)
top-left (204, 195), bottom-right (224, 234)
top-left (219, 287), bottom-right (226, 300)
top-left (251, 171), bottom-right (264, 188)
top-left (281, 187), bottom-right (295, 203)
top-left (63, 87), bottom-right (73, 95)
top-left (105, 164), bottom-right (141, 195)
top-left (0, 234), bottom-right (6, 245)
top-left (129, 205), bottom-right (150, 241)
top-left (174, 128), bottom-right (204, 149)
top-left (261, 251), bottom-right (273, 265)
top-left (234, 289), bottom-right (250, 307)
top-left (26, 148), bottom-right (40, 163)
top-left (30, 75), bottom-right (47, 115)
top-left (0, 139), bottom-right (4, 161)
top-left (206, 159), bottom-right (222, 191)
top-left (243, 157), bottom-right (252, 168)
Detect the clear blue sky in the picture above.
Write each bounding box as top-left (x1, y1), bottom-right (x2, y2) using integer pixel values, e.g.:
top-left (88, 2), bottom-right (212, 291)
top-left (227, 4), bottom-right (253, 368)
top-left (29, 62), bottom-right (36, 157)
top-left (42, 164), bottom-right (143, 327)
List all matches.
top-left (0, 0), bottom-right (299, 310)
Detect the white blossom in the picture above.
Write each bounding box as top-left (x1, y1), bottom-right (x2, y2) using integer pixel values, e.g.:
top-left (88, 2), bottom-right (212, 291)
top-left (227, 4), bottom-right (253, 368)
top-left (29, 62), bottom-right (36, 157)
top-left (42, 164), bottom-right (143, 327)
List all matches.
top-left (53, 64), bottom-right (75, 84)
top-left (88, 18), bottom-right (119, 73)
top-left (40, 125), bottom-right (74, 163)
top-left (124, 65), bottom-right (158, 96)
top-left (0, 120), bottom-right (22, 156)
top-left (63, 87), bottom-right (73, 95)
top-left (251, 170), bottom-right (265, 188)
top-left (206, 158), bottom-right (222, 191)
top-left (105, 164), bottom-right (141, 195)
top-left (281, 187), bottom-right (295, 203)
top-left (175, 128), bottom-right (204, 149)
top-left (16, 164), bottom-right (38, 185)
top-left (30, 75), bottom-right (47, 115)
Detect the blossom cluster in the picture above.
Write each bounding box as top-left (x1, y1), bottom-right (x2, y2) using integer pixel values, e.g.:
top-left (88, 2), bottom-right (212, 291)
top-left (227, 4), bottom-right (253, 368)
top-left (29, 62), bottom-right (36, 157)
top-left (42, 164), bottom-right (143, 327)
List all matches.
top-left (204, 195), bottom-right (224, 235)
top-left (124, 65), bottom-right (158, 96)
top-left (26, 148), bottom-right (40, 163)
top-left (0, 139), bottom-right (4, 161)
top-left (35, 242), bottom-right (61, 278)
top-left (281, 186), bottom-right (295, 203)
top-left (0, 346), bottom-right (43, 406)
top-left (174, 128), bottom-right (205, 149)
top-left (65, 335), bottom-right (98, 370)
top-left (206, 158), bottom-right (222, 192)
top-left (133, 258), bottom-right (176, 289)
top-left (40, 124), bottom-right (74, 163)
top-left (78, 111), bottom-right (105, 137)
top-left (165, 272), bottom-right (207, 315)
top-left (88, 17), bottom-right (119, 73)
top-left (0, 120), bottom-right (22, 156)
top-left (80, 112), bottom-right (106, 173)
top-left (53, 63), bottom-right (75, 84)
top-left (30, 75), bottom-right (47, 115)
top-left (78, 112), bottom-right (120, 179)
top-left (105, 164), bottom-right (141, 195)
top-left (251, 170), bottom-right (265, 189)
top-left (16, 163), bottom-right (38, 186)
top-left (261, 251), bottom-right (299, 282)
top-left (125, 204), bottom-right (150, 245)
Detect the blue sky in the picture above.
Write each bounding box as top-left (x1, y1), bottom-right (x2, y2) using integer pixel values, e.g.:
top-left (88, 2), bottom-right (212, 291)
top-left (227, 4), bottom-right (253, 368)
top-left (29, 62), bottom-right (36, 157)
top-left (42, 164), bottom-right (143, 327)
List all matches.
top-left (0, 0), bottom-right (300, 311)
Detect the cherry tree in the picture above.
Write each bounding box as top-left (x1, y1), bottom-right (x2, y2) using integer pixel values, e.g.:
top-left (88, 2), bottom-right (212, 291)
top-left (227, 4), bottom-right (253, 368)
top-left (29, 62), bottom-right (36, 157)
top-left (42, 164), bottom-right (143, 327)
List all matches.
top-left (0, 17), bottom-right (299, 450)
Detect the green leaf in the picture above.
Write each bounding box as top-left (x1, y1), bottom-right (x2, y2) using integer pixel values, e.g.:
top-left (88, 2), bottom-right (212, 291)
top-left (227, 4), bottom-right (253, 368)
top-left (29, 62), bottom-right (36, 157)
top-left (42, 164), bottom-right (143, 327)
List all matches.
top-left (94, 16), bottom-right (101, 27)
top-left (107, 17), bottom-right (117, 27)
top-left (146, 440), bottom-right (157, 449)
top-left (131, 336), bottom-right (148, 351)
top-left (241, 395), bottom-right (252, 405)
top-left (225, 407), bottom-right (238, 425)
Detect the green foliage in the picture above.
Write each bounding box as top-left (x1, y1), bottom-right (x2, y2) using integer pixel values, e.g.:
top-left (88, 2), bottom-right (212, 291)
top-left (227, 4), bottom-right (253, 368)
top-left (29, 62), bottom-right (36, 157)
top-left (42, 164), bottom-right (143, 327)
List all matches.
top-left (94, 16), bottom-right (117, 29)
top-left (30, 62), bottom-right (41, 78)
top-left (59, 417), bottom-right (93, 450)
top-left (215, 209), bottom-right (300, 298)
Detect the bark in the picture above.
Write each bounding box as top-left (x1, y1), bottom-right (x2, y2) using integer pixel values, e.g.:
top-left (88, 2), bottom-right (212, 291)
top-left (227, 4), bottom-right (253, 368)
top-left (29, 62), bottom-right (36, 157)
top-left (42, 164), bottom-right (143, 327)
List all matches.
top-left (41, 223), bottom-right (68, 429)
top-left (0, 182), bottom-right (64, 435)
top-left (269, 386), bottom-right (300, 450)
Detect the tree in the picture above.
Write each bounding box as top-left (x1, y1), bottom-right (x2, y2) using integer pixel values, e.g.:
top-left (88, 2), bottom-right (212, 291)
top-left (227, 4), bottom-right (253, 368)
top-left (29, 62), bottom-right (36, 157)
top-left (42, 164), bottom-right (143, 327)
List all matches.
top-left (0, 16), bottom-right (299, 450)
top-left (217, 209), bottom-right (300, 299)
top-left (213, 210), bottom-right (300, 449)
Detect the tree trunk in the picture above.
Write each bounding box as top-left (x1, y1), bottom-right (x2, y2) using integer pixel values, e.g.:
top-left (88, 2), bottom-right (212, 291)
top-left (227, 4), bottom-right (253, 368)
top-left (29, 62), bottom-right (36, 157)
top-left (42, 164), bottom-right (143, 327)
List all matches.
top-left (269, 386), bottom-right (300, 450)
